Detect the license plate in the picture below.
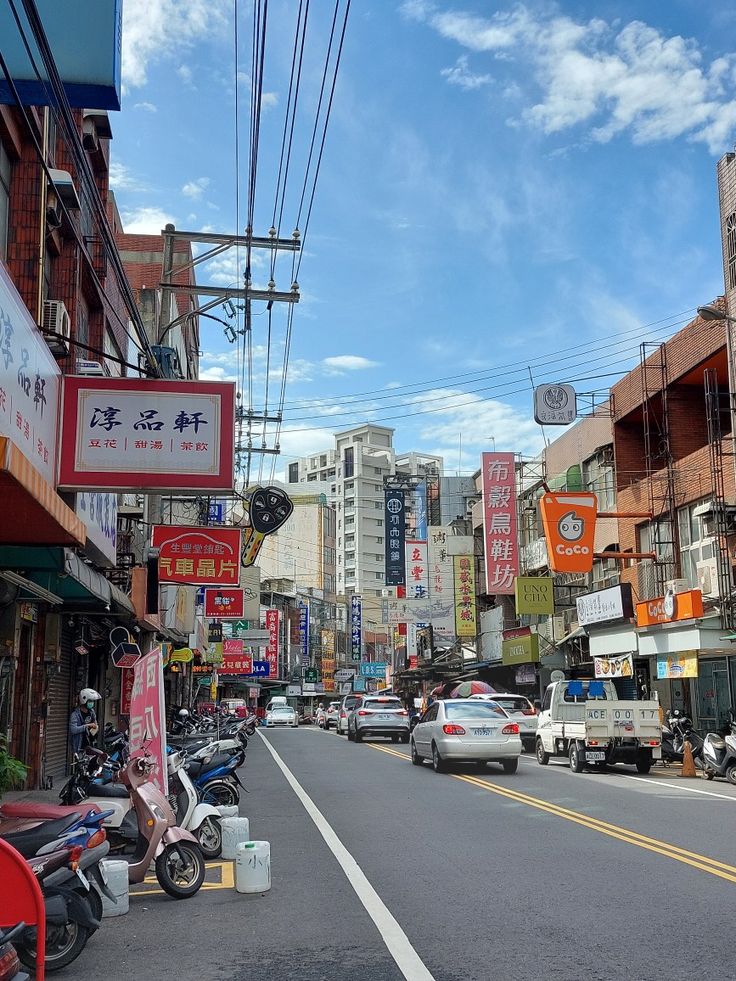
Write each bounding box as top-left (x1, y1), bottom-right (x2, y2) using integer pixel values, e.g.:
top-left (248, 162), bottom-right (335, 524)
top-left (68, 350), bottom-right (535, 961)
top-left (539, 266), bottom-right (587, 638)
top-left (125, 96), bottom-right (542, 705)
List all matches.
top-left (472, 728), bottom-right (494, 736)
top-left (379, 714), bottom-right (391, 720)
top-left (585, 751), bottom-right (606, 761)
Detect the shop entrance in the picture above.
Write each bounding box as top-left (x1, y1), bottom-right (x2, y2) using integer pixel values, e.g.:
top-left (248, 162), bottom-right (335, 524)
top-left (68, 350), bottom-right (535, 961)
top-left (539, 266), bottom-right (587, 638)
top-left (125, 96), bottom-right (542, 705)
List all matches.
top-left (696, 658), bottom-right (731, 731)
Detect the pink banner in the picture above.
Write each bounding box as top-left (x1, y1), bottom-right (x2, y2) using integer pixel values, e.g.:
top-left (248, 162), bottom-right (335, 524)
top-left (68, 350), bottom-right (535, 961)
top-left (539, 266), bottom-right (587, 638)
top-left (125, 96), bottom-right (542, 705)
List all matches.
top-left (481, 452), bottom-right (519, 595)
top-left (128, 647), bottom-right (168, 794)
top-left (265, 609), bottom-right (279, 679)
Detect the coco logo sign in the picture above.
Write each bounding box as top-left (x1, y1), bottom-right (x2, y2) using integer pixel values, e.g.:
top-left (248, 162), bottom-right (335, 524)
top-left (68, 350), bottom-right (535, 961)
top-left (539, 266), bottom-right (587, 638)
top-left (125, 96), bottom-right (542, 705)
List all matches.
top-left (540, 492), bottom-right (598, 574)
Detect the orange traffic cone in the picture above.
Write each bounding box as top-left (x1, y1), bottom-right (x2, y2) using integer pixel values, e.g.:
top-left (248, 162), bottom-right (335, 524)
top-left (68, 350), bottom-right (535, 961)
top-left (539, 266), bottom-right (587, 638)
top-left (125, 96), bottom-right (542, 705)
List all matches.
top-left (681, 739), bottom-right (697, 778)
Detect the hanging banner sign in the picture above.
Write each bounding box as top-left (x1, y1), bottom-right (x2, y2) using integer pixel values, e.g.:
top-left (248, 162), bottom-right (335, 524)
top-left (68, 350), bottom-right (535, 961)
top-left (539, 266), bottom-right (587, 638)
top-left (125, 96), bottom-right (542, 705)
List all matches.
top-left (534, 384), bottom-right (577, 425)
top-left (221, 639), bottom-right (253, 674)
top-left (265, 609), bottom-right (279, 679)
top-left (453, 555), bottom-right (477, 638)
top-left (481, 452), bottom-right (519, 595)
top-left (203, 588), bottom-right (245, 619)
top-left (350, 594), bottom-right (362, 661)
top-left (656, 652), bottom-right (699, 679)
top-left (240, 485), bottom-right (294, 567)
top-left (594, 653), bottom-right (634, 679)
top-left (298, 602), bottom-right (310, 666)
top-left (384, 489), bottom-right (406, 585)
top-left (128, 647), bottom-right (168, 794)
top-left (427, 526), bottom-right (456, 643)
top-left (540, 491), bottom-right (598, 574)
top-left (515, 576), bottom-right (554, 616)
top-left (152, 526), bottom-right (242, 586)
top-left (58, 376), bottom-right (235, 491)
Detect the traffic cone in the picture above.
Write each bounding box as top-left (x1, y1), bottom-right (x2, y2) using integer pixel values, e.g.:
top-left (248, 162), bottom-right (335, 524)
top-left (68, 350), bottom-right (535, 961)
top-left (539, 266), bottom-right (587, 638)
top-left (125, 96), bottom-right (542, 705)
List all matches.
top-left (681, 740), bottom-right (697, 778)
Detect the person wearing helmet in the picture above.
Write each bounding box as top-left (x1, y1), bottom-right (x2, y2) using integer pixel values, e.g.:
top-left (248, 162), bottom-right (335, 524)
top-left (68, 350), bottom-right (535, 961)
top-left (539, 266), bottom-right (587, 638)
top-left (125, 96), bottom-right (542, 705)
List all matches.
top-left (69, 688), bottom-right (101, 753)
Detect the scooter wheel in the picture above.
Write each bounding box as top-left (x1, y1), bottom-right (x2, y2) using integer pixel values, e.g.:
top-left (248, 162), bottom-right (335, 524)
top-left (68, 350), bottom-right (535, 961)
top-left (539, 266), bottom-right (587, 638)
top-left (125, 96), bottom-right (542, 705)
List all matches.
top-left (156, 841), bottom-right (206, 899)
top-left (727, 765), bottom-right (736, 786)
top-left (197, 816), bottom-right (222, 858)
top-left (201, 782), bottom-right (239, 807)
top-left (17, 919), bottom-right (90, 972)
top-left (703, 767), bottom-right (715, 781)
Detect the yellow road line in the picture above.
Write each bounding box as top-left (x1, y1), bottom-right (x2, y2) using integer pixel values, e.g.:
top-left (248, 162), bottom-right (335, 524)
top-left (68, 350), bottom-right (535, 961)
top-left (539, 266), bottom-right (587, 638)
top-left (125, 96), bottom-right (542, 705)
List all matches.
top-left (365, 743), bottom-right (736, 885)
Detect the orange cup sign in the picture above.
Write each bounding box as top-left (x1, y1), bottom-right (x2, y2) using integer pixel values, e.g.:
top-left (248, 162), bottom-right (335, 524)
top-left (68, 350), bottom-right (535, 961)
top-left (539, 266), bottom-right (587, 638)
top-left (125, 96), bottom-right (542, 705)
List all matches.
top-left (540, 492), bottom-right (598, 573)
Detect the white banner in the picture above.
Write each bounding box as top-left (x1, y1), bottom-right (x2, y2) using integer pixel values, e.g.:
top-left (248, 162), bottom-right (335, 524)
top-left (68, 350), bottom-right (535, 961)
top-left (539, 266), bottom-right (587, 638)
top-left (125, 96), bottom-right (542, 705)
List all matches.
top-left (428, 526), bottom-right (456, 642)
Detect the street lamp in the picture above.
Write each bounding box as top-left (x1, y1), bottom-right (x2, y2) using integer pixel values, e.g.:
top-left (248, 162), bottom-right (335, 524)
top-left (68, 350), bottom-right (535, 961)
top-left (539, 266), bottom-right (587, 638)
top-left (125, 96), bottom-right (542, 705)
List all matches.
top-left (698, 304), bottom-right (736, 324)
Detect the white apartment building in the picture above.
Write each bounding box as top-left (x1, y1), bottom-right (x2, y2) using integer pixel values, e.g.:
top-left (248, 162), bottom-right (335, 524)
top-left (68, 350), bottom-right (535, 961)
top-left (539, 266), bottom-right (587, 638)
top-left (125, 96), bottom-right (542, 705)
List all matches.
top-left (287, 426), bottom-right (443, 597)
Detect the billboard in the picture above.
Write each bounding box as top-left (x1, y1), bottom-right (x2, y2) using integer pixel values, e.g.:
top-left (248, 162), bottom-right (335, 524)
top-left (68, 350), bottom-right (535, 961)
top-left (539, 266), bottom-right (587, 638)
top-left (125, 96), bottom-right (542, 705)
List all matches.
top-left (265, 609), bottom-right (279, 679)
top-left (152, 526), bottom-right (242, 586)
top-left (350, 594), bottom-right (362, 661)
top-left (384, 489), bottom-right (406, 585)
top-left (453, 555), bottom-right (477, 638)
top-left (203, 588), bottom-right (245, 619)
top-left (427, 526), bottom-right (456, 643)
top-left (481, 452), bottom-right (519, 595)
top-left (539, 491), bottom-right (597, 574)
top-left (58, 377), bottom-right (235, 491)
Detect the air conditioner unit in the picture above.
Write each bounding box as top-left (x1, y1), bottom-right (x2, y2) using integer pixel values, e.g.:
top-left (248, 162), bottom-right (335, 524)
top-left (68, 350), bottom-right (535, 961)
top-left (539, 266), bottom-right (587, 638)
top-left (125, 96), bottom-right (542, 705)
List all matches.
top-left (665, 579), bottom-right (691, 595)
top-left (466, 497), bottom-right (480, 514)
top-left (42, 300), bottom-right (71, 355)
top-left (75, 360), bottom-right (105, 376)
top-left (697, 559), bottom-right (719, 598)
top-left (82, 118), bottom-right (99, 152)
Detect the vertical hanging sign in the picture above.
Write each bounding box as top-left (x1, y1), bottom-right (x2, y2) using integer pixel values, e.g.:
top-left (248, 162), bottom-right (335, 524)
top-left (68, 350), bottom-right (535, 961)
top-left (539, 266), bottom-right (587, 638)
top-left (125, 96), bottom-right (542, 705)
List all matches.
top-left (298, 602), bottom-right (310, 666)
top-left (384, 488), bottom-right (406, 585)
top-left (481, 452), bottom-right (519, 595)
top-left (350, 594), bottom-right (362, 661)
top-left (453, 555), bottom-right (477, 638)
top-left (265, 609), bottom-right (279, 678)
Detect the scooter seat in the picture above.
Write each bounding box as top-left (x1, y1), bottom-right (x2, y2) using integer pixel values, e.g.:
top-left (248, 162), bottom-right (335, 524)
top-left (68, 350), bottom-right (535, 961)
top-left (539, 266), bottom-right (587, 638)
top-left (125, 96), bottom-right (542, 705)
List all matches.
top-left (186, 752), bottom-right (235, 778)
top-left (3, 812), bottom-right (82, 857)
top-left (1, 802), bottom-right (101, 820)
top-left (91, 782), bottom-right (129, 799)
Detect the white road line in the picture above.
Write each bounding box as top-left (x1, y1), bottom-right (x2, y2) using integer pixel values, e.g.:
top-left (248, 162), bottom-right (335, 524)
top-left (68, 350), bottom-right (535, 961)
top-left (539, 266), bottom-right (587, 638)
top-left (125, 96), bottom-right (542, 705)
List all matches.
top-left (257, 730), bottom-right (436, 981)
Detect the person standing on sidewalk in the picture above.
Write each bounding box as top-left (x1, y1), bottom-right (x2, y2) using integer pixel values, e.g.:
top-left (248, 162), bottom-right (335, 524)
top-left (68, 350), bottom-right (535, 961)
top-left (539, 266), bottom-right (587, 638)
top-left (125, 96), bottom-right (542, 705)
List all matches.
top-left (69, 688), bottom-right (101, 754)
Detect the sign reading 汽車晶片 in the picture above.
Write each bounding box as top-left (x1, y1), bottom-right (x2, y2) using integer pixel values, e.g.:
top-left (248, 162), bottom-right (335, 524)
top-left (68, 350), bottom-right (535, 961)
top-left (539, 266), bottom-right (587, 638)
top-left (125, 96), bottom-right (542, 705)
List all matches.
top-left (152, 526), bottom-right (242, 586)
top-left (58, 376), bottom-right (235, 491)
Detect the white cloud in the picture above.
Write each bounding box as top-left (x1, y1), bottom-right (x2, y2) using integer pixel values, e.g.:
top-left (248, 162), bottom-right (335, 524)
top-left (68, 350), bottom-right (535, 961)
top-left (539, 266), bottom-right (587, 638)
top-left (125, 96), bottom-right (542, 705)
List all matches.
top-left (122, 0), bottom-right (230, 89)
top-left (199, 365), bottom-right (237, 382)
top-left (177, 65), bottom-right (194, 85)
top-left (109, 161), bottom-right (146, 192)
top-left (441, 55), bottom-right (492, 90)
top-left (323, 355), bottom-right (380, 371)
top-left (408, 3), bottom-right (736, 152)
top-left (134, 101), bottom-right (157, 113)
top-left (120, 206), bottom-right (176, 234)
top-left (182, 177), bottom-right (211, 199)
top-left (262, 92), bottom-right (279, 110)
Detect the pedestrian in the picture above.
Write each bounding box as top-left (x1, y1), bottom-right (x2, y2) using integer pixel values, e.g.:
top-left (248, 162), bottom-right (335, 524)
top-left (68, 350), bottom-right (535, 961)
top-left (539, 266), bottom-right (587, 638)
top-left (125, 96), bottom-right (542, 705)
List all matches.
top-left (69, 688), bottom-right (101, 754)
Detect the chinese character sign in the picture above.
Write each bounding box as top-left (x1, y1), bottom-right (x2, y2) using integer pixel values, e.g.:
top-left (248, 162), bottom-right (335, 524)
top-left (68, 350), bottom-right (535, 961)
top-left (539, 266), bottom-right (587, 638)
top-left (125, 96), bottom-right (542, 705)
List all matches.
top-left (414, 482), bottom-right (428, 541)
top-left (298, 602), bottom-right (310, 667)
top-left (58, 377), bottom-right (235, 491)
top-left (152, 526), bottom-right (242, 586)
top-left (481, 452), bottom-right (519, 595)
top-left (404, 540), bottom-right (428, 599)
top-left (265, 609), bottom-right (279, 679)
top-left (350, 594), bottom-right (362, 661)
top-left (75, 491), bottom-right (118, 566)
top-left (128, 647), bottom-right (168, 794)
top-left (221, 639), bottom-right (253, 674)
top-left (453, 555), bottom-right (477, 638)
top-left (384, 489), bottom-right (406, 586)
top-left (0, 259), bottom-right (60, 485)
top-left (427, 526), bottom-right (456, 643)
top-left (203, 588), bottom-right (245, 619)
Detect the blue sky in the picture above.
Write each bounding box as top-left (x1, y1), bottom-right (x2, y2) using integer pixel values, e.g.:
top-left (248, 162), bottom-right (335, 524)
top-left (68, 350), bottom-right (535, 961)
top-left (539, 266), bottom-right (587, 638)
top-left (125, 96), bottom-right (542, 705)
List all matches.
top-left (110, 0), bottom-right (736, 479)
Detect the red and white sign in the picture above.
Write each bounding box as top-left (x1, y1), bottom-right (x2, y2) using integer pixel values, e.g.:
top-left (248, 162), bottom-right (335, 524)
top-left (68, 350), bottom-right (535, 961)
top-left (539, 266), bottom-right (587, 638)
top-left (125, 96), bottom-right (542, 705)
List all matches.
top-left (221, 639), bottom-right (253, 675)
top-left (481, 452), bottom-right (519, 595)
top-left (58, 377), bottom-right (235, 491)
top-left (203, 587), bottom-right (245, 619)
top-left (265, 609), bottom-right (279, 678)
top-left (128, 647), bottom-right (168, 794)
top-left (120, 667), bottom-right (134, 716)
top-left (152, 526), bottom-right (242, 586)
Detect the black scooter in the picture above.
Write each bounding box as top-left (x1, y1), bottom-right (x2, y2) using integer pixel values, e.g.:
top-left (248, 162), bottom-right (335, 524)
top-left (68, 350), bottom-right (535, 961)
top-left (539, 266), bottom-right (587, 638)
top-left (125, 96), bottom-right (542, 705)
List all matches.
top-left (661, 710), bottom-right (704, 767)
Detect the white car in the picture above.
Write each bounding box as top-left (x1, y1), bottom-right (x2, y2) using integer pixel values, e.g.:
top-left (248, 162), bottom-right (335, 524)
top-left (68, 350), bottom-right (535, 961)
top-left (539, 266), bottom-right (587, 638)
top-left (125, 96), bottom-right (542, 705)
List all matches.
top-left (410, 698), bottom-right (522, 773)
top-left (265, 705), bottom-right (299, 728)
top-left (470, 693), bottom-right (538, 750)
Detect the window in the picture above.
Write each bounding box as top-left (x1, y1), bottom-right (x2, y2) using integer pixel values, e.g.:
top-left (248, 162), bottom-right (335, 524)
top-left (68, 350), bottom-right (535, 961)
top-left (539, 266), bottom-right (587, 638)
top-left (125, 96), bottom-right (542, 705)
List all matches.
top-left (444, 702), bottom-right (507, 720)
top-left (320, 454), bottom-right (327, 467)
top-left (376, 536), bottom-right (383, 544)
top-left (344, 498), bottom-right (354, 509)
top-left (541, 687), bottom-right (552, 713)
top-left (374, 501), bottom-right (381, 509)
top-left (288, 463), bottom-right (299, 483)
top-left (345, 481), bottom-right (354, 491)
top-left (376, 519), bottom-right (383, 527)
top-left (678, 502), bottom-right (716, 588)
top-left (583, 450), bottom-right (615, 511)
top-left (374, 467), bottom-right (382, 475)
top-left (344, 446), bottom-right (354, 478)
top-left (307, 473), bottom-right (318, 482)
top-left (375, 572), bottom-right (382, 580)
top-left (345, 534), bottom-right (354, 545)
top-left (0, 140), bottom-right (10, 261)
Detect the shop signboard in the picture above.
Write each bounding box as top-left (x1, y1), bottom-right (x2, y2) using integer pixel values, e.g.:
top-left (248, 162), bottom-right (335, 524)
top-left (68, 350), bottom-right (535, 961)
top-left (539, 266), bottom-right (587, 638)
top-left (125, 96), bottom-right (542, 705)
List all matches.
top-left (353, 677), bottom-right (366, 693)
top-left (481, 452), bottom-right (519, 595)
top-left (75, 492), bottom-right (118, 566)
top-left (350, 594), bottom-right (362, 661)
top-left (384, 489), bottom-right (406, 585)
top-left (335, 669), bottom-right (355, 682)
top-left (58, 376), bottom-right (235, 491)
top-left (120, 667), bottom-right (134, 716)
top-left (360, 662), bottom-right (387, 678)
top-left (0, 258), bottom-right (60, 485)
top-left (245, 661), bottom-right (269, 677)
top-left (656, 652), bottom-right (699, 679)
top-left (501, 627), bottom-right (540, 666)
top-left (540, 491), bottom-right (597, 574)
top-left (152, 526), bottom-right (242, 586)
top-left (534, 384), bottom-right (577, 425)
top-left (515, 664), bottom-right (536, 686)
top-left (405, 540), bottom-right (428, 599)
top-left (427, 526), bottom-right (456, 643)
top-left (203, 588), bottom-right (245, 619)
top-left (287, 684), bottom-right (302, 696)
top-left (593, 653), bottom-right (634, 679)
top-left (515, 576), bottom-right (554, 616)
top-left (303, 667), bottom-right (318, 683)
top-left (128, 647), bottom-right (167, 794)
top-left (299, 602), bottom-right (310, 666)
top-left (577, 583), bottom-right (634, 627)
top-left (265, 609), bottom-right (279, 679)
top-left (220, 639), bottom-right (253, 675)
top-left (240, 566), bottom-right (262, 622)
top-left (636, 589), bottom-right (704, 628)
top-left (453, 555), bottom-right (477, 638)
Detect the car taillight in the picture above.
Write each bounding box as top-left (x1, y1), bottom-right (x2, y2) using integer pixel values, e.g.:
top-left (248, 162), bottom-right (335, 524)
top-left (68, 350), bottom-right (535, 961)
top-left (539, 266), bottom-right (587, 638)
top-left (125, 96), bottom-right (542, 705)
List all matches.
top-left (340, 711), bottom-right (346, 718)
top-left (589, 740), bottom-right (599, 746)
top-left (69, 845), bottom-right (84, 871)
top-left (398, 710), bottom-right (408, 716)
top-left (442, 724), bottom-right (466, 735)
top-left (502, 723), bottom-right (520, 735)
top-left (358, 710), bottom-right (369, 716)
top-left (0, 945), bottom-right (20, 976)
top-left (86, 828), bottom-right (106, 849)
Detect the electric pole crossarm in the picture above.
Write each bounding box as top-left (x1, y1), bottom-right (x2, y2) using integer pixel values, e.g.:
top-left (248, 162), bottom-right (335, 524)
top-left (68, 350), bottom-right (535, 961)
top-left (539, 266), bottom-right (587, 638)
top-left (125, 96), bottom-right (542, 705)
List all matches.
top-left (163, 284), bottom-right (299, 303)
top-left (163, 229), bottom-right (301, 252)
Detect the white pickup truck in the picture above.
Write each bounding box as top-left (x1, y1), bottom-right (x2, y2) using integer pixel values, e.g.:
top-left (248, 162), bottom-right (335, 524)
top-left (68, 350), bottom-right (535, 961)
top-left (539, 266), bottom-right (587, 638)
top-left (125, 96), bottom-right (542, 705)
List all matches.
top-left (535, 679), bottom-right (662, 774)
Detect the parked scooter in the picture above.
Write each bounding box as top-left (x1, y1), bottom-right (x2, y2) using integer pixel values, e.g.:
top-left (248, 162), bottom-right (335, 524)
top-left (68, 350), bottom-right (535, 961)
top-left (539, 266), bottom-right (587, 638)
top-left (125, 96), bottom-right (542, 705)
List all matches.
top-left (166, 751), bottom-right (222, 857)
top-left (701, 709), bottom-right (736, 783)
top-left (185, 746), bottom-right (246, 807)
top-left (661, 710), bottom-right (704, 766)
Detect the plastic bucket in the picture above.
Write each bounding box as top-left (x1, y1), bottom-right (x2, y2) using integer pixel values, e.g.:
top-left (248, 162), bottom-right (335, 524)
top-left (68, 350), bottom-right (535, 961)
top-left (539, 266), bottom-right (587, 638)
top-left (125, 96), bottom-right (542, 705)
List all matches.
top-left (221, 816), bottom-right (250, 860)
top-left (100, 859), bottom-right (129, 917)
top-left (235, 840), bottom-right (271, 894)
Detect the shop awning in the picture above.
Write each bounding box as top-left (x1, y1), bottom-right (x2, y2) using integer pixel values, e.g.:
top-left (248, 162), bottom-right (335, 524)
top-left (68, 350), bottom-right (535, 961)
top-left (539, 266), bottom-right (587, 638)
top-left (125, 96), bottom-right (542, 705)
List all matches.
top-left (0, 438), bottom-right (85, 547)
top-left (637, 616), bottom-right (728, 658)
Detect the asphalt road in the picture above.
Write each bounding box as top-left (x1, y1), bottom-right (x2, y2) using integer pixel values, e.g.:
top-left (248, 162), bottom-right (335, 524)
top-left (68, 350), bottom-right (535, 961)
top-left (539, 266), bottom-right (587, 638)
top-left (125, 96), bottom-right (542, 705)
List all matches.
top-left (50, 727), bottom-right (736, 981)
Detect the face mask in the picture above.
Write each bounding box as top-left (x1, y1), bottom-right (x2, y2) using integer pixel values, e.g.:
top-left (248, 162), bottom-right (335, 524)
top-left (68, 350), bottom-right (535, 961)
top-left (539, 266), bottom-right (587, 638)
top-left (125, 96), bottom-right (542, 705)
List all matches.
top-left (86, 701), bottom-right (95, 711)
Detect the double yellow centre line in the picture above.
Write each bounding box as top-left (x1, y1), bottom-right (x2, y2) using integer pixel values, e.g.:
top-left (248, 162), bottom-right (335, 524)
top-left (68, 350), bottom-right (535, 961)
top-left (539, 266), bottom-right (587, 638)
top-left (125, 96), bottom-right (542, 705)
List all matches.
top-left (368, 743), bottom-right (736, 885)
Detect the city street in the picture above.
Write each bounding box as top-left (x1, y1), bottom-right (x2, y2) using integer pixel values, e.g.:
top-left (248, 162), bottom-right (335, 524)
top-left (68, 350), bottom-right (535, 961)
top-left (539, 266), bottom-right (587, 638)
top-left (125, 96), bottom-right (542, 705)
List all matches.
top-left (53, 726), bottom-right (736, 981)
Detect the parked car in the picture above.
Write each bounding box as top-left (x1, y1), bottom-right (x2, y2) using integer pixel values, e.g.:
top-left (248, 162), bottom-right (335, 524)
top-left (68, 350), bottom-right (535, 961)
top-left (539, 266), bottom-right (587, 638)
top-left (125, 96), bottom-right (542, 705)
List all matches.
top-left (348, 694), bottom-right (410, 743)
top-left (336, 694), bottom-right (362, 735)
top-left (265, 705), bottom-right (299, 728)
top-left (411, 698), bottom-right (522, 773)
top-left (470, 692), bottom-right (538, 750)
top-left (325, 701), bottom-right (340, 730)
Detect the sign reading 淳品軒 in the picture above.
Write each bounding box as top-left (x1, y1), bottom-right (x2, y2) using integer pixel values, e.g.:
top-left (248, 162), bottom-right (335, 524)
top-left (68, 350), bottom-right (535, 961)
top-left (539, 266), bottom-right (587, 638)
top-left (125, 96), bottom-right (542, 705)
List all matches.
top-left (152, 526), bottom-right (242, 586)
top-left (58, 376), bottom-right (235, 491)
top-left (481, 453), bottom-right (519, 595)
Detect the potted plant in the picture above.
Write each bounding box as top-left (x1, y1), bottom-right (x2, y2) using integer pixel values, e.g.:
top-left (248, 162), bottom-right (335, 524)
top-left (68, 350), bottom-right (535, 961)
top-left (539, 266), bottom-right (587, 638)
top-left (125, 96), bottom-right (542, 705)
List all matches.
top-left (0, 734), bottom-right (27, 798)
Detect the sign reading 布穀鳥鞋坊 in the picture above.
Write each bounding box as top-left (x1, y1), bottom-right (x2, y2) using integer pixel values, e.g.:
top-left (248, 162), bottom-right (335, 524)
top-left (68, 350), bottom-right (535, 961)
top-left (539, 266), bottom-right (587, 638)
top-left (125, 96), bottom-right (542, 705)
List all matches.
top-left (481, 453), bottom-right (519, 595)
top-left (58, 377), bottom-right (235, 491)
top-left (152, 526), bottom-right (242, 586)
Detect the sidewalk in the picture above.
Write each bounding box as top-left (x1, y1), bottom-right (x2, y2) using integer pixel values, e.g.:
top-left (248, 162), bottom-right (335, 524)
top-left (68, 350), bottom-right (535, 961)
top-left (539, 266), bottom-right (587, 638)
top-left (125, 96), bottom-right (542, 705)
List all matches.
top-left (2, 785), bottom-right (62, 805)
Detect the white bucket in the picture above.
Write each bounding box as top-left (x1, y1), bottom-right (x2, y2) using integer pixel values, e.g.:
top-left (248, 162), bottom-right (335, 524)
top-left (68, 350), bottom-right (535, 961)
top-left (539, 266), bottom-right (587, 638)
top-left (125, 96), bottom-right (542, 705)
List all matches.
top-left (221, 816), bottom-right (250, 860)
top-left (235, 840), bottom-right (271, 894)
top-left (217, 804), bottom-right (239, 819)
top-left (99, 859), bottom-right (129, 917)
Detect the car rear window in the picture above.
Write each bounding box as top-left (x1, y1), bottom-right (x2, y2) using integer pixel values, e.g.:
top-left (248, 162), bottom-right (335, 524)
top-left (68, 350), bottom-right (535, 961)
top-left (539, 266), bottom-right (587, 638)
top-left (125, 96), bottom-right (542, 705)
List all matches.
top-left (493, 697), bottom-right (531, 713)
top-left (444, 702), bottom-right (508, 719)
top-left (343, 697), bottom-right (360, 709)
top-left (364, 698), bottom-right (402, 709)
top-left (271, 707), bottom-right (293, 714)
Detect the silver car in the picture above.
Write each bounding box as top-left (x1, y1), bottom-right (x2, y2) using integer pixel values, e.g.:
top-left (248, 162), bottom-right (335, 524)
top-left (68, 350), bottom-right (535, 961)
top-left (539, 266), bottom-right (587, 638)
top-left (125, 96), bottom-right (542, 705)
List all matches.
top-left (336, 694), bottom-right (362, 735)
top-left (348, 695), bottom-right (410, 743)
top-left (265, 705), bottom-right (299, 728)
top-left (411, 699), bottom-right (522, 773)
top-left (470, 693), bottom-right (538, 750)
top-left (325, 701), bottom-right (340, 730)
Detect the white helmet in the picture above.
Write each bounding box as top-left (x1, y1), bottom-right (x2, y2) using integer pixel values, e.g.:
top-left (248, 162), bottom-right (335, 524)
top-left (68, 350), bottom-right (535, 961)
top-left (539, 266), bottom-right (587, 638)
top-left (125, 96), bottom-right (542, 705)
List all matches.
top-left (79, 688), bottom-right (101, 704)
top-left (178, 709), bottom-right (190, 718)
